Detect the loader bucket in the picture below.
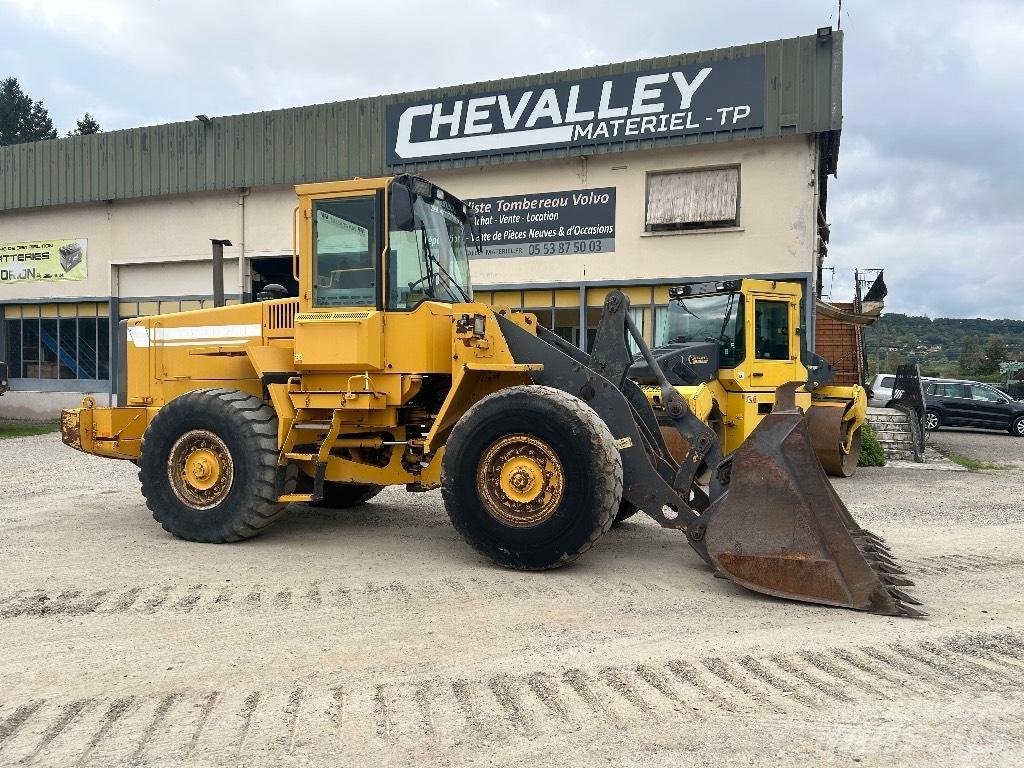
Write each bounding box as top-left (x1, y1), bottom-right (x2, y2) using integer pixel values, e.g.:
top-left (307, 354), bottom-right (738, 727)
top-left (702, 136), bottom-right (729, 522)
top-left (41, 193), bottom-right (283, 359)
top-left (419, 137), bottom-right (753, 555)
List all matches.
top-left (699, 393), bottom-right (924, 617)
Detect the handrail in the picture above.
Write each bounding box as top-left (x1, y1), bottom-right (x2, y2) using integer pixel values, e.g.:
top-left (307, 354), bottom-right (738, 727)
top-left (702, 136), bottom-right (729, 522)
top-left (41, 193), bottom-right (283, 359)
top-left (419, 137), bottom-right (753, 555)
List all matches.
top-left (291, 205), bottom-right (301, 282)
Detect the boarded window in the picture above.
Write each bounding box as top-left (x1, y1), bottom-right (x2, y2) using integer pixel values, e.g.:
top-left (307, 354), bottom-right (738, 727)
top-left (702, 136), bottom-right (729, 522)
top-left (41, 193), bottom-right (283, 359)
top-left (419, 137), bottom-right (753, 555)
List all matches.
top-left (646, 167), bottom-right (739, 231)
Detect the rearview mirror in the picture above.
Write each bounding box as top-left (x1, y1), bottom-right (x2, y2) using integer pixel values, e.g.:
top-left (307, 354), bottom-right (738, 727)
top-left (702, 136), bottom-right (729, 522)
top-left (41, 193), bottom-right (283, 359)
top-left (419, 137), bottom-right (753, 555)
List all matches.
top-left (390, 183), bottom-right (415, 231)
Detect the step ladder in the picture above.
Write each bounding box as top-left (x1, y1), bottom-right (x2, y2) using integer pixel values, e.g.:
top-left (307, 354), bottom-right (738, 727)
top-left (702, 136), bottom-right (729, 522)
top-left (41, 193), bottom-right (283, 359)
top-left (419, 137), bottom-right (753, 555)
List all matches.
top-left (275, 409), bottom-right (344, 503)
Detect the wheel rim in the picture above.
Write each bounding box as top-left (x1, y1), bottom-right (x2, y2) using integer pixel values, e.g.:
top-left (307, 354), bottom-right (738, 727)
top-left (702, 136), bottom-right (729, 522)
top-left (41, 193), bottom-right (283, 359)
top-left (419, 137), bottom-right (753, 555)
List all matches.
top-left (1016, 419), bottom-right (1024, 436)
top-left (476, 434), bottom-right (564, 527)
top-left (925, 413), bottom-right (939, 430)
top-left (168, 429), bottom-right (234, 510)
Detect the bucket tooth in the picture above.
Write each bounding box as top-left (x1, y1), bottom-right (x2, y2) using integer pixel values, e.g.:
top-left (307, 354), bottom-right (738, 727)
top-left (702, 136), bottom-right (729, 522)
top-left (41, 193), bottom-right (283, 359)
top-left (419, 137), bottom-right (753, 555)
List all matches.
top-left (888, 586), bottom-right (924, 606)
top-left (872, 557), bottom-right (908, 575)
top-left (898, 602), bottom-right (928, 619)
top-left (863, 530), bottom-right (890, 546)
top-left (881, 572), bottom-right (915, 587)
top-left (856, 537), bottom-right (895, 557)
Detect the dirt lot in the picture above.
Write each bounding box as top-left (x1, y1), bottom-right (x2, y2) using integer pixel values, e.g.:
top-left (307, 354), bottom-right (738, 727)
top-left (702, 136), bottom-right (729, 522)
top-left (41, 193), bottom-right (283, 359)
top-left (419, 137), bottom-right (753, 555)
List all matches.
top-left (1, 431), bottom-right (1023, 767)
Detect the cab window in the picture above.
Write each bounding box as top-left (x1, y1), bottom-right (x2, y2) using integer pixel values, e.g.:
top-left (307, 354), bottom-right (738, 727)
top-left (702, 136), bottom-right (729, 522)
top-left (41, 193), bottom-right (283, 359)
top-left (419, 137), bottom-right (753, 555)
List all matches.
top-left (313, 196), bottom-right (378, 307)
top-left (935, 383), bottom-right (967, 398)
top-left (971, 384), bottom-right (1005, 402)
top-left (754, 301), bottom-right (790, 360)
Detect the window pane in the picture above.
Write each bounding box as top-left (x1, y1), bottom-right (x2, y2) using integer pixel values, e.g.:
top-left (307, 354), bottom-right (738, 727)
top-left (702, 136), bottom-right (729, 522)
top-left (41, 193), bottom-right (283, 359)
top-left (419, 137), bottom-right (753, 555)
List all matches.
top-left (646, 168), bottom-right (739, 230)
top-left (6, 319), bottom-right (22, 378)
top-left (754, 301), bottom-right (790, 360)
top-left (59, 317), bottom-right (78, 379)
top-left (97, 319), bottom-right (110, 380)
top-left (655, 294), bottom-right (744, 366)
top-left (971, 384), bottom-right (1002, 402)
top-left (37, 318), bottom-right (59, 378)
top-left (522, 307), bottom-right (554, 329)
top-left (388, 229), bottom-right (425, 309)
top-left (22, 318), bottom-right (40, 376)
top-left (881, 376), bottom-right (895, 388)
top-left (552, 307), bottom-right (580, 348)
top-left (78, 317), bottom-right (98, 379)
top-left (313, 197), bottom-right (377, 307)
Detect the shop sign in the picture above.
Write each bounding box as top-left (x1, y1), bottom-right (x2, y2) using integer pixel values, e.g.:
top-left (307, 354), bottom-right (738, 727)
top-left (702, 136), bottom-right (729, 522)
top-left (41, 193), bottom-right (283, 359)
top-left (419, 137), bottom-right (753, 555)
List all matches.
top-left (464, 187), bottom-right (615, 259)
top-left (0, 238), bottom-right (88, 284)
top-left (387, 56), bottom-right (764, 164)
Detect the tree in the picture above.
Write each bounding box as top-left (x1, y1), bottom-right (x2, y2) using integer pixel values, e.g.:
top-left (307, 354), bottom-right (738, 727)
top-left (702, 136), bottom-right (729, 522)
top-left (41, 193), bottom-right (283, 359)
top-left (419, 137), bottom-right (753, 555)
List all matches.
top-left (959, 335), bottom-right (982, 375)
top-left (0, 77), bottom-right (57, 146)
top-left (68, 112), bottom-right (100, 136)
top-left (885, 351), bottom-right (904, 373)
top-left (978, 335), bottom-right (1007, 376)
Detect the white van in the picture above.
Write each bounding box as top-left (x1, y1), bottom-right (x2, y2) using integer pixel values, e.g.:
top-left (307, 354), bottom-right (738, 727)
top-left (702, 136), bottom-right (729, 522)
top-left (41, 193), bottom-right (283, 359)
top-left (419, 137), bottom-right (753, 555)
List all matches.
top-left (867, 373), bottom-right (936, 408)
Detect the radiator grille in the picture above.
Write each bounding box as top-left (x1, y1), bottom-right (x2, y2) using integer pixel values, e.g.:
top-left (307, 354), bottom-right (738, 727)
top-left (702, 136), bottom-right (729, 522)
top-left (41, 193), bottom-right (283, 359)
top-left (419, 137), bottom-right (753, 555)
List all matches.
top-left (267, 299), bottom-right (299, 330)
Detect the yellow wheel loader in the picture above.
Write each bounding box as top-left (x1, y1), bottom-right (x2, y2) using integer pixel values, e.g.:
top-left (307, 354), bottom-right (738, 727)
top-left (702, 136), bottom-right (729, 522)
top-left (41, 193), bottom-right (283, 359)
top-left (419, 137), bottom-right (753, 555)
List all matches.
top-left (61, 174), bottom-right (921, 617)
top-left (620, 278), bottom-right (867, 521)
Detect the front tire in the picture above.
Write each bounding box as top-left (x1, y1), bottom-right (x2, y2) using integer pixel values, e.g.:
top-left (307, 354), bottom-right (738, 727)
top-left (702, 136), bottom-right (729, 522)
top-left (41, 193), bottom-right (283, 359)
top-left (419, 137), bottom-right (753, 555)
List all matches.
top-left (442, 386), bottom-right (622, 570)
top-left (139, 389), bottom-right (294, 543)
top-left (612, 500), bottom-right (640, 527)
top-left (1010, 416), bottom-right (1024, 438)
top-left (924, 410), bottom-right (941, 432)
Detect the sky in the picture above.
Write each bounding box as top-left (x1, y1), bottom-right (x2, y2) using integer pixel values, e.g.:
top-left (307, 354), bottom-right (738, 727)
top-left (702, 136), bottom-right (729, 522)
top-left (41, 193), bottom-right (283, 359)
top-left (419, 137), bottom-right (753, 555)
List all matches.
top-left (1, 0), bottom-right (1021, 319)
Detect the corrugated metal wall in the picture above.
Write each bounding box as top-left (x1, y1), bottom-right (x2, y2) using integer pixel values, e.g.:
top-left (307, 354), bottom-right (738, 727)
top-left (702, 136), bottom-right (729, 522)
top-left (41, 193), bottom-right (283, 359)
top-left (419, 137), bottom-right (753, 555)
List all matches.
top-left (0, 31), bottom-right (841, 212)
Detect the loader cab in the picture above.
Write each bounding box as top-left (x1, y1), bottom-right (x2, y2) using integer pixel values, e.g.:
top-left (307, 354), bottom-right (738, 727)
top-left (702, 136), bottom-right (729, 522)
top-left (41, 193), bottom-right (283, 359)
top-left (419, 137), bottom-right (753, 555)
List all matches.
top-left (296, 175), bottom-right (473, 312)
top-left (661, 279), bottom-right (805, 391)
top-left (293, 175), bottom-right (475, 374)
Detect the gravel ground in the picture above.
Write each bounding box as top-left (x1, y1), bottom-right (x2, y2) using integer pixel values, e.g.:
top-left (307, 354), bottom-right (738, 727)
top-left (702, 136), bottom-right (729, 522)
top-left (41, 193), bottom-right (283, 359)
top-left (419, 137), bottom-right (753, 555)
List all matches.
top-left (0, 431), bottom-right (1022, 767)
top-left (928, 427), bottom-right (1024, 468)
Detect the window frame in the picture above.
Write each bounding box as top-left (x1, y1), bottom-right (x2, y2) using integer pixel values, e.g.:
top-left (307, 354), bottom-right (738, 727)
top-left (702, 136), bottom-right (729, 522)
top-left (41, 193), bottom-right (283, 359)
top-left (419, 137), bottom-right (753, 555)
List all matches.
top-left (753, 299), bottom-right (792, 361)
top-left (971, 383), bottom-right (1008, 403)
top-left (3, 303), bottom-right (110, 383)
top-left (644, 164), bottom-right (741, 233)
top-left (307, 191), bottom-right (384, 310)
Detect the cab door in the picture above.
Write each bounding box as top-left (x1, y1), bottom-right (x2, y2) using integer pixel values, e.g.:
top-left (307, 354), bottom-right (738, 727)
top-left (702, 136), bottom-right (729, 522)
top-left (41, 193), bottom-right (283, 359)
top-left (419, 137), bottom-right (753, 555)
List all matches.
top-left (748, 296), bottom-right (801, 389)
top-left (293, 189), bottom-right (387, 372)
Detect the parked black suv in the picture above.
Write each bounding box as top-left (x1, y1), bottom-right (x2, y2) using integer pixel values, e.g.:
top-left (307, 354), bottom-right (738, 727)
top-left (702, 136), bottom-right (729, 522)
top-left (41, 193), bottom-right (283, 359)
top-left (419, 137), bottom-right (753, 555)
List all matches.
top-left (924, 379), bottom-right (1024, 436)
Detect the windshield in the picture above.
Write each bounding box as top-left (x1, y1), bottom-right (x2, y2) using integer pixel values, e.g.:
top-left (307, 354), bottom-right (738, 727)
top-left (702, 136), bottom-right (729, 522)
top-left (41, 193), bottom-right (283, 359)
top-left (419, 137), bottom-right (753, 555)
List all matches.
top-left (658, 293), bottom-right (744, 367)
top-left (388, 184), bottom-right (473, 309)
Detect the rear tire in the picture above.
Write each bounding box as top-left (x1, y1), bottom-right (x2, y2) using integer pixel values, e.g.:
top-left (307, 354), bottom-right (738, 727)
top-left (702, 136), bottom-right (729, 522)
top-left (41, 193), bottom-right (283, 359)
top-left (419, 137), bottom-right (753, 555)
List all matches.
top-left (139, 389), bottom-right (295, 543)
top-left (302, 478), bottom-right (383, 508)
top-left (442, 386), bottom-right (622, 570)
top-left (1010, 416), bottom-right (1024, 437)
top-left (924, 410), bottom-right (941, 432)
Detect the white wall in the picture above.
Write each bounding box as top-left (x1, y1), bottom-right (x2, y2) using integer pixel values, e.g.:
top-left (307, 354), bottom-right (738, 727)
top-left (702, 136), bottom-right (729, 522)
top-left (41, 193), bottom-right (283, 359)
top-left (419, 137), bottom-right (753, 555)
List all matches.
top-left (0, 134), bottom-right (817, 301)
top-left (0, 390), bottom-right (110, 420)
top-left (433, 135), bottom-right (817, 286)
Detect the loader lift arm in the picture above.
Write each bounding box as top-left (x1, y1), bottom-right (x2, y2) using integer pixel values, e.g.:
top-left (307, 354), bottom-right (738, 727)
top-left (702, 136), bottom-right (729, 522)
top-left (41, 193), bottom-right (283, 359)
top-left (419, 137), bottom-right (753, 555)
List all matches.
top-left (496, 291), bottom-right (924, 617)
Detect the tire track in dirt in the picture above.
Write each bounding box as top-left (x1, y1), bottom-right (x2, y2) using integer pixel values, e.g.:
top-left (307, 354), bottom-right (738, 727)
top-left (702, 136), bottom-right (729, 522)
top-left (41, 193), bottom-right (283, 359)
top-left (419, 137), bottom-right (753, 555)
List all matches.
top-left (905, 552), bottom-right (1024, 576)
top-left (3, 629), bottom-right (1021, 765)
top-left (5, 551), bottom-right (1020, 624)
top-left (0, 575), bottom-right (673, 621)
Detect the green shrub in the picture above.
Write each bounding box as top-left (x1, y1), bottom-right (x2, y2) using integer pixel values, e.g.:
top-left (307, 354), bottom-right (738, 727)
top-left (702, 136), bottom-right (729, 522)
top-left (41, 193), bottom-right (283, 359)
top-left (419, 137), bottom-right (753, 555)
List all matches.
top-left (857, 422), bottom-right (886, 467)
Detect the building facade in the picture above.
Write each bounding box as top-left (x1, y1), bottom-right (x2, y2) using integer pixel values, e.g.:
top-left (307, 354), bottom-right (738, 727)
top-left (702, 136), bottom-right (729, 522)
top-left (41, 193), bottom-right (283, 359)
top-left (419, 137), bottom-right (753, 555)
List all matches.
top-left (0, 29), bottom-right (842, 417)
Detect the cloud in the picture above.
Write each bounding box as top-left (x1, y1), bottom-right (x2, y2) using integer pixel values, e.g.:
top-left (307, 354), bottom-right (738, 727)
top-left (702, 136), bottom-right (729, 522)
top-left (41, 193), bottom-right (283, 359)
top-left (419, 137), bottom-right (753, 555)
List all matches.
top-left (0, 0), bottom-right (1021, 318)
